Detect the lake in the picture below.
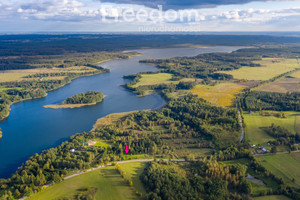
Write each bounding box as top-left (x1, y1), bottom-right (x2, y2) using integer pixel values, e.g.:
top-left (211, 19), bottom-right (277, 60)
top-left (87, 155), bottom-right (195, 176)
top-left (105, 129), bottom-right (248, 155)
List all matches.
top-left (0, 46), bottom-right (241, 178)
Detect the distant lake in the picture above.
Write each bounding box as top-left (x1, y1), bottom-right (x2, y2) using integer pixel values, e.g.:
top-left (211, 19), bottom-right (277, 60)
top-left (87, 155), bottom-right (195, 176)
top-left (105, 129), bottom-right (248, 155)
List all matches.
top-left (0, 46), bottom-right (241, 178)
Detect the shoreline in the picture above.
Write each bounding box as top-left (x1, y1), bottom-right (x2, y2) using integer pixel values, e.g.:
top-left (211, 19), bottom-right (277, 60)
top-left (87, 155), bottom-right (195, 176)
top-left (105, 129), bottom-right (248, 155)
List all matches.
top-left (43, 102), bottom-right (98, 109)
top-left (0, 56), bottom-right (123, 121)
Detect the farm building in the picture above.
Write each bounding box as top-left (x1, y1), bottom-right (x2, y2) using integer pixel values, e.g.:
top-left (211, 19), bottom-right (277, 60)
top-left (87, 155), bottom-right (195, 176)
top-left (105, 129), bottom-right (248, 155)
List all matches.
top-left (257, 146), bottom-right (267, 154)
top-left (82, 140), bottom-right (96, 146)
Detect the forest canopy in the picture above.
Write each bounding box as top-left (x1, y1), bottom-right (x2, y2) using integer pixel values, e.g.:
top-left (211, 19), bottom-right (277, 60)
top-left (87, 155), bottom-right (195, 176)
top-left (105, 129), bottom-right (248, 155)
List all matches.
top-left (62, 91), bottom-right (104, 105)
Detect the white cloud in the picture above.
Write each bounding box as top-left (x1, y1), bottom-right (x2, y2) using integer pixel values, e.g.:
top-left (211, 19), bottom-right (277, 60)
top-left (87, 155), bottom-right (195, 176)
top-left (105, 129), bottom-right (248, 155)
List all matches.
top-left (0, 0), bottom-right (299, 31)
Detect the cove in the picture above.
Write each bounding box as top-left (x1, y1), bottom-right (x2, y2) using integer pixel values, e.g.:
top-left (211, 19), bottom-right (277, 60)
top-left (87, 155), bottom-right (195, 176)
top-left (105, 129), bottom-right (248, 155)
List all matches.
top-left (0, 46), bottom-right (241, 178)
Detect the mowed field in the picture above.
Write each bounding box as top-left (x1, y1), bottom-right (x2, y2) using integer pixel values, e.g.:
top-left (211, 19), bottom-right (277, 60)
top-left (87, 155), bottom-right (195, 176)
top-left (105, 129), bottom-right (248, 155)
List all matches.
top-left (290, 70), bottom-right (300, 78)
top-left (191, 83), bottom-right (245, 107)
top-left (255, 69), bottom-right (300, 93)
top-left (28, 162), bottom-right (147, 200)
top-left (0, 66), bottom-right (97, 83)
top-left (222, 58), bottom-right (300, 81)
top-left (119, 162), bottom-right (147, 195)
top-left (257, 152), bottom-right (300, 188)
top-left (244, 112), bottom-right (300, 145)
top-left (132, 73), bottom-right (173, 88)
top-left (131, 73), bottom-right (196, 88)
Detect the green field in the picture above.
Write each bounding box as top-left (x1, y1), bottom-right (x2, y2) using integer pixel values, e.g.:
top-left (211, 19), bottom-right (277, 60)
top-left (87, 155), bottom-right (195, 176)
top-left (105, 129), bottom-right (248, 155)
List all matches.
top-left (244, 112), bottom-right (300, 145)
top-left (257, 153), bottom-right (300, 187)
top-left (223, 58), bottom-right (300, 81)
top-left (291, 151), bottom-right (300, 161)
top-left (222, 158), bottom-right (280, 196)
top-left (28, 162), bottom-right (148, 200)
top-left (0, 66), bottom-right (97, 83)
top-left (132, 73), bottom-right (173, 88)
top-left (120, 162), bottom-right (147, 195)
top-left (94, 142), bottom-right (110, 148)
top-left (253, 195), bottom-right (291, 200)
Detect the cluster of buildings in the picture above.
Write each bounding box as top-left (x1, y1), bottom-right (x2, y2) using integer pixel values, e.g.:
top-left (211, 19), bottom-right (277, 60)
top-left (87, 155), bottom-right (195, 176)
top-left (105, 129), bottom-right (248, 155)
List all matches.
top-left (251, 144), bottom-right (267, 154)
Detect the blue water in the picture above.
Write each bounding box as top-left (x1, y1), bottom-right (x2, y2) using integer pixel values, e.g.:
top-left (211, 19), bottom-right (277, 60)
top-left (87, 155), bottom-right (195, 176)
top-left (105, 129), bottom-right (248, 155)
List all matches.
top-left (0, 46), bottom-right (241, 178)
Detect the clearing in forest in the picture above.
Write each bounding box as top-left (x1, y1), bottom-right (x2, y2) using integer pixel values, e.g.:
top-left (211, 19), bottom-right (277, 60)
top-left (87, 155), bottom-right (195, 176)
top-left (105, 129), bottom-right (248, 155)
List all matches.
top-left (244, 111), bottom-right (300, 145)
top-left (257, 152), bottom-right (300, 188)
top-left (191, 83), bottom-right (245, 107)
top-left (222, 58), bottom-right (300, 81)
top-left (28, 162), bottom-right (148, 200)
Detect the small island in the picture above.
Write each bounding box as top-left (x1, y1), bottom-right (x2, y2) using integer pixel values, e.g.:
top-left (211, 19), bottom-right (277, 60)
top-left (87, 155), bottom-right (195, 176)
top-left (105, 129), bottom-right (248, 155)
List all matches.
top-left (44, 91), bottom-right (104, 109)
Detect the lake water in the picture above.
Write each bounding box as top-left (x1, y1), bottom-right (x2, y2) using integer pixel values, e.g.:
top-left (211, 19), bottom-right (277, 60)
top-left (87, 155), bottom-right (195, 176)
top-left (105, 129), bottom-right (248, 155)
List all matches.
top-left (0, 46), bottom-right (241, 178)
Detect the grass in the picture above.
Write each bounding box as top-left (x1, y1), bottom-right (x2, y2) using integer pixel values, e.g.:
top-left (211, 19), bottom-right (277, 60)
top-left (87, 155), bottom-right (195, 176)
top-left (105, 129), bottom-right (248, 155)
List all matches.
top-left (119, 162), bottom-right (148, 195)
top-left (244, 111), bottom-right (300, 145)
top-left (253, 195), bottom-right (291, 200)
top-left (122, 154), bottom-right (148, 160)
top-left (250, 181), bottom-right (272, 197)
top-left (191, 83), bottom-right (245, 107)
top-left (255, 76), bottom-right (300, 93)
top-left (290, 70), bottom-right (300, 78)
top-left (257, 153), bottom-right (300, 187)
top-left (28, 165), bottom-right (139, 200)
top-left (290, 151), bottom-right (300, 161)
top-left (132, 73), bottom-right (173, 88)
top-left (0, 66), bottom-right (97, 83)
top-left (222, 158), bottom-right (281, 196)
top-left (296, 114), bottom-right (300, 135)
top-left (94, 142), bottom-right (111, 148)
top-left (174, 148), bottom-right (213, 158)
top-left (222, 58), bottom-right (300, 81)
top-left (43, 103), bottom-right (97, 109)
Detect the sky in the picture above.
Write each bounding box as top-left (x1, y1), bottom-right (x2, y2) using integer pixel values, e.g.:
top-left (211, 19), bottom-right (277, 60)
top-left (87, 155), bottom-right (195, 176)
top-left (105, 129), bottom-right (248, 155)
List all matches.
top-left (0, 0), bottom-right (300, 32)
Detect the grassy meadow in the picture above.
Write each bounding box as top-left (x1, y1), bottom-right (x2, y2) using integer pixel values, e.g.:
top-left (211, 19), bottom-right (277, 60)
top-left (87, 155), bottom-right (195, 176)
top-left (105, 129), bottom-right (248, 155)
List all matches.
top-left (191, 83), bottom-right (245, 107)
top-left (290, 70), bottom-right (300, 78)
top-left (119, 162), bottom-right (147, 195)
top-left (244, 111), bottom-right (300, 145)
top-left (222, 58), bottom-right (300, 81)
top-left (253, 195), bottom-right (291, 200)
top-left (131, 72), bottom-right (196, 88)
top-left (0, 66), bottom-right (97, 83)
top-left (255, 75), bottom-right (300, 93)
top-left (28, 162), bottom-right (148, 200)
top-left (132, 73), bottom-right (173, 88)
top-left (257, 152), bottom-right (300, 188)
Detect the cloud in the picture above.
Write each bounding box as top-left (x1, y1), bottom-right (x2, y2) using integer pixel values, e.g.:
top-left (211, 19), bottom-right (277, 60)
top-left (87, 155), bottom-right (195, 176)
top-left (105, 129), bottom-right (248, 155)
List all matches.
top-left (0, 0), bottom-right (299, 32)
top-left (99, 0), bottom-right (280, 10)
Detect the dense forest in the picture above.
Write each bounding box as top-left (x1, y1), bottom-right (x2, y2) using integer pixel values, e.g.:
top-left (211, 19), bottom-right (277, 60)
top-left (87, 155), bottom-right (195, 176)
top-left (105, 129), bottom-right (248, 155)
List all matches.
top-left (0, 51), bottom-right (137, 70)
top-left (241, 91), bottom-right (300, 112)
top-left (62, 91), bottom-right (104, 105)
top-left (1, 34), bottom-right (300, 57)
top-left (141, 160), bottom-right (252, 200)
